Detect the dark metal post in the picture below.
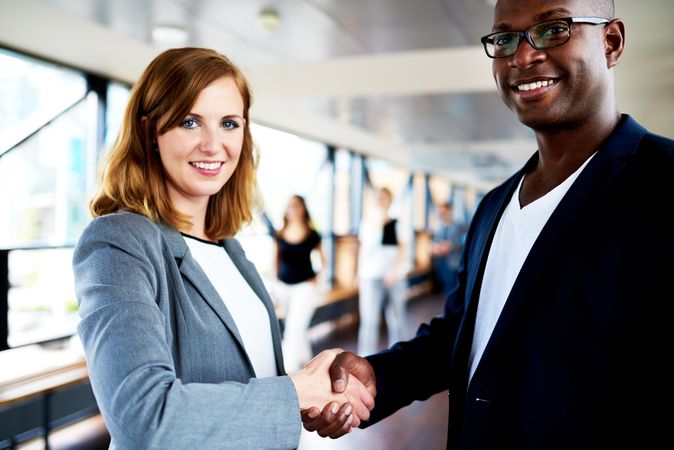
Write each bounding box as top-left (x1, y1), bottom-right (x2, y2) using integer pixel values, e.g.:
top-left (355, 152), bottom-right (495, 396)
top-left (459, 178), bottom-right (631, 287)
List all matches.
top-left (0, 249), bottom-right (9, 351)
top-left (325, 145), bottom-right (337, 287)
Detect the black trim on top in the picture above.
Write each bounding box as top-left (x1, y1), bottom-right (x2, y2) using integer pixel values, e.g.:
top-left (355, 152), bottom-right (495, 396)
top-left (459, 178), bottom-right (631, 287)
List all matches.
top-left (180, 233), bottom-right (223, 247)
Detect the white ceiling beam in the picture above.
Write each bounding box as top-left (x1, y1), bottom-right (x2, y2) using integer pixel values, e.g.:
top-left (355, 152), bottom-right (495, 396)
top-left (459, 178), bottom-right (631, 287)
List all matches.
top-left (244, 46), bottom-right (496, 99)
top-left (0, 0), bottom-right (158, 84)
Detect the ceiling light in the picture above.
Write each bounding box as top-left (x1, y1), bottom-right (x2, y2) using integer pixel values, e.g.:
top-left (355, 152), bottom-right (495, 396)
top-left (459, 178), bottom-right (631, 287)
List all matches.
top-left (152, 24), bottom-right (189, 47)
top-left (257, 7), bottom-right (281, 32)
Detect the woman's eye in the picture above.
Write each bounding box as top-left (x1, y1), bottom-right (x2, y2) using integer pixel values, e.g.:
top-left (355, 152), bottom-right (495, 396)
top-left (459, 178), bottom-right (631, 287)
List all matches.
top-left (181, 118), bottom-right (198, 129)
top-left (222, 119), bottom-right (240, 130)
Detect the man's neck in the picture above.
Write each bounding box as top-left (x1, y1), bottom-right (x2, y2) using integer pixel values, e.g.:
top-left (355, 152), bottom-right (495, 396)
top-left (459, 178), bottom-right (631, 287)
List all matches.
top-left (519, 110), bottom-right (621, 207)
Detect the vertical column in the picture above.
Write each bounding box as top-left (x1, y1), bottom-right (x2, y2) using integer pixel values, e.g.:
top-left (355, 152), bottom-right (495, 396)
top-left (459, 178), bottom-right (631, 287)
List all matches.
top-left (0, 249), bottom-right (9, 351)
top-left (350, 153), bottom-right (365, 234)
top-left (406, 175), bottom-right (416, 270)
top-left (325, 145), bottom-right (336, 288)
top-left (424, 173), bottom-right (432, 230)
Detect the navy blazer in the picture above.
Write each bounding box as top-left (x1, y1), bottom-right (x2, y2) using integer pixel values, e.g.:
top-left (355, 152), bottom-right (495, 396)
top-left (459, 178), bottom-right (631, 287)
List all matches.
top-left (364, 115), bottom-right (674, 449)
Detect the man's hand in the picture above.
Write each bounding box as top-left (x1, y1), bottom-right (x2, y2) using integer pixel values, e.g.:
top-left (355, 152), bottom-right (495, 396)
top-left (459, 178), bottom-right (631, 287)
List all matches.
top-left (302, 351), bottom-right (376, 438)
top-left (290, 349), bottom-right (374, 437)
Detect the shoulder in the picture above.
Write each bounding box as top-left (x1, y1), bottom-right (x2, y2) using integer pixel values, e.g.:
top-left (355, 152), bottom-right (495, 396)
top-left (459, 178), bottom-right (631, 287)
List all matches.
top-left (77, 211), bottom-right (164, 252)
top-left (638, 131), bottom-right (674, 165)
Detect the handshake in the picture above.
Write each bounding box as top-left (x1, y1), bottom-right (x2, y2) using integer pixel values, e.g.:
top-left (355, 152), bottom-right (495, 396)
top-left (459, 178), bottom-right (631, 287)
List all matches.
top-left (289, 349), bottom-right (376, 438)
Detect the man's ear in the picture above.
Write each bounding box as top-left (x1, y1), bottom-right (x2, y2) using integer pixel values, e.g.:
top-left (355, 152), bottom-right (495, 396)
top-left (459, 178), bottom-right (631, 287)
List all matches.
top-left (605, 19), bottom-right (626, 68)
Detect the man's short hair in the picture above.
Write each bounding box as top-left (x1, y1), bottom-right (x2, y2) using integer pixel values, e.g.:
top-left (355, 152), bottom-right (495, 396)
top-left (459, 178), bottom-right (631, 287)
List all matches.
top-left (591, 0), bottom-right (615, 18)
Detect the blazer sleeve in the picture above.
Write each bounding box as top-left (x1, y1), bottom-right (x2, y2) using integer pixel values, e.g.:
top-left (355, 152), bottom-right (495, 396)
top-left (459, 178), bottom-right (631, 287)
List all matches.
top-left (362, 191), bottom-right (492, 426)
top-left (73, 214), bottom-right (301, 450)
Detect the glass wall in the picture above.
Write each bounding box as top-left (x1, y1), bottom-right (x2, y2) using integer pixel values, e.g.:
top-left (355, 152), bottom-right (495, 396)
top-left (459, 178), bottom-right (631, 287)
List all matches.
top-left (0, 48), bottom-right (87, 154)
top-left (237, 124), bottom-right (330, 282)
top-left (0, 49), bottom-right (91, 347)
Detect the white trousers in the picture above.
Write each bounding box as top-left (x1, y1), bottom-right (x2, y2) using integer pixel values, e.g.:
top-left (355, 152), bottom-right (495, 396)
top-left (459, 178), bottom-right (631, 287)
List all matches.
top-left (274, 280), bottom-right (319, 373)
top-left (357, 278), bottom-right (409, 356)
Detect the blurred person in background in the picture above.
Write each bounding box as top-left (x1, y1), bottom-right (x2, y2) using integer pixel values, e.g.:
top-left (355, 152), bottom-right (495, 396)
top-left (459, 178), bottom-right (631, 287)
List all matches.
top-left (430, 202), bottom-right (464, 296)
top-left (274, 195), bottom-right (324, 373)
top-left (356, 187), bottom-right (410, 356)
top-left (73, 47), bottom-right (372, 449)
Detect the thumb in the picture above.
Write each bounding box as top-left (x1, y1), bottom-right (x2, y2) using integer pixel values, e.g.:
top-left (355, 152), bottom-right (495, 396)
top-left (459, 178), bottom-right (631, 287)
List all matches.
top-left (329, 351), bottom-right (354, 393)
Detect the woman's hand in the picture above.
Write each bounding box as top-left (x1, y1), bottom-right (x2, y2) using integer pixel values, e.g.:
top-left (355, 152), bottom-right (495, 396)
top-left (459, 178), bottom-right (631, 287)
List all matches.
top-left (289, 349), bottom-right (375, 433)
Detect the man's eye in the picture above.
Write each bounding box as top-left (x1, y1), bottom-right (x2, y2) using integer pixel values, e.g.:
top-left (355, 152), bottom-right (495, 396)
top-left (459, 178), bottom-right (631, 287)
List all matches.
top-left (542, 25), bottom-right (568, 36)
top-left (494, 34), bottom-right (514, 47)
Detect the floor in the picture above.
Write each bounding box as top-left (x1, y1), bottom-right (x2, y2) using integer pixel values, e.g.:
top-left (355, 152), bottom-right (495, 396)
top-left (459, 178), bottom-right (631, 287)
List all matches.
top-left (299, 293), bottom-right (449, 450)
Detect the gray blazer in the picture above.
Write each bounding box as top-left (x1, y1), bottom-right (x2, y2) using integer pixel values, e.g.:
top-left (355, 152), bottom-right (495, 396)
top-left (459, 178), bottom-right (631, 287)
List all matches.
top-left (73, 211), bottom-right (301, 449)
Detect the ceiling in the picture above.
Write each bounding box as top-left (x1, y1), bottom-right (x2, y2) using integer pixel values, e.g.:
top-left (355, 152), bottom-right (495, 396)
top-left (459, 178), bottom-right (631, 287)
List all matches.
top-left (1, 0), bottom-right (672, 190)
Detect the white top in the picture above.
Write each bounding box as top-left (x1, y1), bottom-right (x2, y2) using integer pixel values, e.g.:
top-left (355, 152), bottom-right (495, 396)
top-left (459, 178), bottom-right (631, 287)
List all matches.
top-left (184, 235), bottom-right (277, 378)
top-left (358, 215), bottom-right (409, 280)
top-left (468, 154), bottom-right (595, 381)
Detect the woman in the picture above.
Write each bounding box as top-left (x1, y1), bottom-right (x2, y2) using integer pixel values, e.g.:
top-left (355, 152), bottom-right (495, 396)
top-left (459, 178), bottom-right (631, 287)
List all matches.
top-left (73, 48), bottom-right (372, 449)
top-left (274, 195), bottom-right (324, 372)
top-left (356, 187), bottom-right (410, 356)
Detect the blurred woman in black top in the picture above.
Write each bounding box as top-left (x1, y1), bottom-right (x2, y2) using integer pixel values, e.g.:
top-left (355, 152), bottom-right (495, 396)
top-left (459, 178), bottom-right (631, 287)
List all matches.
top-left (274, 195), bottom-right (324, 372)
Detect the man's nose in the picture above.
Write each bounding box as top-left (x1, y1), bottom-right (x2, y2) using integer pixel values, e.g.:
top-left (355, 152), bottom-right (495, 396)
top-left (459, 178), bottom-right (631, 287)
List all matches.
top-left (508, 37), bottom-right (546, 69)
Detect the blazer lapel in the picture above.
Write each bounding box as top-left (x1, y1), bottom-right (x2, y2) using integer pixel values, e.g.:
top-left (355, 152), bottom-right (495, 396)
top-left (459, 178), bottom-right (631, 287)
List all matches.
top-left (471, 115), bottom-right (646, 381)
top-left (223, 239), bottom-right (287, 375)
top-left (449, 163), bottom-right (530, 382)
top-left (158, 225), bottom-right (251, 369)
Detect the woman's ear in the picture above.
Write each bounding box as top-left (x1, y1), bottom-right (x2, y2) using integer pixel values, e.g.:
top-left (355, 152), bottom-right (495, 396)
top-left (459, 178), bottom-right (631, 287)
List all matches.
top-left (605, 19), bottom-right (626, 69)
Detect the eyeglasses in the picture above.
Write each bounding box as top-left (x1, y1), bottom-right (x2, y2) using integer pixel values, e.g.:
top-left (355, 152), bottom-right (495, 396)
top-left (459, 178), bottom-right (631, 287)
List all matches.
top-left (480, 17), bottom-right (610, 58)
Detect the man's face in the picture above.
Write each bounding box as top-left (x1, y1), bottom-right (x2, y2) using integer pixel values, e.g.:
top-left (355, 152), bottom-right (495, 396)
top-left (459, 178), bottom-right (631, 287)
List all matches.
top-left (491, 0), bottom-right (611, 131)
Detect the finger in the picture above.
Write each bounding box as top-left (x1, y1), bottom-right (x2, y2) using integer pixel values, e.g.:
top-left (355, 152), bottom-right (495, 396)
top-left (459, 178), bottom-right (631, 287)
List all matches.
top-left (302, 402), bottom-right (342, 434)
top-left (329, 351), bottom-right (358, 393)
top-left (328, 413), bottom-right (354, 439)
top-left (316, 403), bottom-right (352, 438)
top-left (330, 352), bottom-right (377, 400)
top-left (301, 407), bottom-right (321, 429)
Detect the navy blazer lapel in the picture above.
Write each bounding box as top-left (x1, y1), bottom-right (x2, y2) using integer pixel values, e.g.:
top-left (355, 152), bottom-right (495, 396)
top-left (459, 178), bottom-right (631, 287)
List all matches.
top-left (449, 164), bottom-right (529, 381)
top-left (471, 115), bottom-right (646, 382)
top-left (222, 239), bottom-right (287, 375)
top-left (157, 225), bottom-right (250, 366)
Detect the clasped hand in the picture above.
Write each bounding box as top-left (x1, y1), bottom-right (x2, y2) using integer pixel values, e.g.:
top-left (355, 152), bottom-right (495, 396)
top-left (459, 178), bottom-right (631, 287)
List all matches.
top-left (290, 349), bottom-right (376, 438)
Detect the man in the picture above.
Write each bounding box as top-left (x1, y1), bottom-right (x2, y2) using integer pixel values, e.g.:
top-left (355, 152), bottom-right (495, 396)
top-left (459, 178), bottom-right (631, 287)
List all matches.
top-left (303, 0), bottom-right (674, 448)
top-left (430, 202), bottom-right (464, 296)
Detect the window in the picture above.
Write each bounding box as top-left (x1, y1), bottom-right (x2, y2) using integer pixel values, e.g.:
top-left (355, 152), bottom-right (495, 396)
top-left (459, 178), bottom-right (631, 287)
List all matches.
top-left (333, 149), bottom-right (352, 236)
top-left (0, 102), bottom-right (88, 247)
top-left (238, 124), bottom-right (330, 281)
top-left (105, 81), bottom-right (131, 148)
top-left (0, 48), bottom-right (86, 155)
top-left (0, 49), bottom-right (96, 347)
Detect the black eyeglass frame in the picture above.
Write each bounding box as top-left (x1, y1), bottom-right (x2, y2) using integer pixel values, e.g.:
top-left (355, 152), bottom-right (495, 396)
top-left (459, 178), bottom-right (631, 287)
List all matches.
top-left (480, 17), bottom-right (610, 58)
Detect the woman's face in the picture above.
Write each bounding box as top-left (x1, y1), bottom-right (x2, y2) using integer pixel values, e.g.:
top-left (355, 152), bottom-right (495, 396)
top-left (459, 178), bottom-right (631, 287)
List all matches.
top-left (285, 197), bottom-right (306, 222)
top-left (156, 76), bottom-right (245, 214)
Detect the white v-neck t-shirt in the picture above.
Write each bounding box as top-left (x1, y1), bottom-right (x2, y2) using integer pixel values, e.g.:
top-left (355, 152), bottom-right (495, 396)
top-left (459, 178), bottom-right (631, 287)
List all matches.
top-left (468, 154), bottom-right (595, 381)
top-left (183, 235), bottom-right (277, 378)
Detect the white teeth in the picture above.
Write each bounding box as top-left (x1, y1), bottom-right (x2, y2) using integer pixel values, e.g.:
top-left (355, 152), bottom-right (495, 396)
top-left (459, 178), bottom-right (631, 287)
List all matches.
top-left (191, 161), bottom-right (223, 170)
top-left (517, 79), bottom-right (554, 91)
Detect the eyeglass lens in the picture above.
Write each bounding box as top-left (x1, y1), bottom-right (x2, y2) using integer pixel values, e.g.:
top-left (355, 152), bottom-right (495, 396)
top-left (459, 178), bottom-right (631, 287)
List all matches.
top-left (487, 20), bottom-right (571, 57)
